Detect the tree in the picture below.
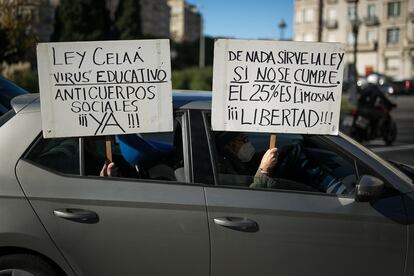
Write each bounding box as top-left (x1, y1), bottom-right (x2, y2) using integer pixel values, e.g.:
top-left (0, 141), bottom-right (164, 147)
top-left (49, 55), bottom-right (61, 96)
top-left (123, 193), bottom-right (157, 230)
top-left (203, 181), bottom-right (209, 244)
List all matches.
top-left (52, 0), bottom-right (111, 42)
top-left (114, 0), bottom-right (142, 40)
top-left (0, 27), bottom-right (8, 60)
top-left (0, 0), bottom-right (37, 63)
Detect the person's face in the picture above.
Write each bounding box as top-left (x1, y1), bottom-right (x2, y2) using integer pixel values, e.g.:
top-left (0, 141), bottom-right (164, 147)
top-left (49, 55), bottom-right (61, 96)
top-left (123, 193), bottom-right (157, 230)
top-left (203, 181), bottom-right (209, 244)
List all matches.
top-left (223, 133), bottom-right (255, 162)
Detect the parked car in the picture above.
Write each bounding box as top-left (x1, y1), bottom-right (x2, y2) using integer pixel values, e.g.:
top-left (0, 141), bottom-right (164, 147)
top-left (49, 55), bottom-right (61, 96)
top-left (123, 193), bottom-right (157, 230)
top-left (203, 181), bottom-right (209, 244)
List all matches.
top-left (0, 76), bottom-right (28, 115)
top-left (1, 91), bottom-right (414, 276)
top-left (391, 79), bottom-right (414, 95)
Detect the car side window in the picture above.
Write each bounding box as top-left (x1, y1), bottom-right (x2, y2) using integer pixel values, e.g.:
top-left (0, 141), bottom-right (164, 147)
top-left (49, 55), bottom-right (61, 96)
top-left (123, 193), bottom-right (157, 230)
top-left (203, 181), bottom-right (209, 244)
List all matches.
top-left (84, 115), bottom-right (185, 182)
top-left (209, 127), bottom-right (358, 195)
top-left (26, 137), bottom-right (80, 175)
top-left (26, 114), bottom-right (186, 182)
top-left (356, 161), bottom-right (400, 197)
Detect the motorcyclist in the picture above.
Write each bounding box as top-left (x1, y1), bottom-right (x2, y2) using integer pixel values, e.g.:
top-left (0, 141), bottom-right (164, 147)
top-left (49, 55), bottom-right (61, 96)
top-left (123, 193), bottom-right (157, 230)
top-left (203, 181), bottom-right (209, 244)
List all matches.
top-left (357, 74), bottom-right (396, 131)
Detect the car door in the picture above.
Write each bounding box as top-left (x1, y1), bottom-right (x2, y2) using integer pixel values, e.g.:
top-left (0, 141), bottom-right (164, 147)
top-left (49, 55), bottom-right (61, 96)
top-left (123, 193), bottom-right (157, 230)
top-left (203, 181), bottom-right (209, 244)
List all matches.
top-left (15, 112), bottom-right (210, 276)
top-left (203, 122), bottom-right (407, 276)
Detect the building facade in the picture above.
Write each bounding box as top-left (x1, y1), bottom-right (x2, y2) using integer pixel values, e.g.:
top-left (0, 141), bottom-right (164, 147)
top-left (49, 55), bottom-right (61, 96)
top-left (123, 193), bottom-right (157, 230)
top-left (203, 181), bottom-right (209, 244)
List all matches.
top-left (140, 0), bottom-right (171, 38)
top-left (168, 0), bottom-right (201, 42)
top-left (294, 0), bottom-right (414, 79)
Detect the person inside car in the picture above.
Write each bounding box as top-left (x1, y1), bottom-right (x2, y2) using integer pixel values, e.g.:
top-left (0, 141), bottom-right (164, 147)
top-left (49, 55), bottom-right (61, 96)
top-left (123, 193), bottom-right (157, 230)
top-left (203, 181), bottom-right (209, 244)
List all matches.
top-left (215, 132), bottom-right (351, 194)
top-left (99, 134), bottom-right (178, 179)
top-left (215, 132), bottom-right (284, 189)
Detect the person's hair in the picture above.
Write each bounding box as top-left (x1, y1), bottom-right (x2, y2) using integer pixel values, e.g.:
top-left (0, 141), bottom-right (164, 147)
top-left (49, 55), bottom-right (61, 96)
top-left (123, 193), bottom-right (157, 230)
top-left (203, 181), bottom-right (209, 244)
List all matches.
top-left (215, 132), bottom-right (242, 148)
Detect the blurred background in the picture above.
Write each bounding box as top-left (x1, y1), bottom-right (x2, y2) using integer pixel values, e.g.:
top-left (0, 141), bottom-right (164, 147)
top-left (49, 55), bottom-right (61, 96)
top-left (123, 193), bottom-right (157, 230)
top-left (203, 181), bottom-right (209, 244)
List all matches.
top-left (0, 0), bottom-right (216, 92)
top-left (0, 0), bottom-right (413, 162)
top-left (1, 0), bottom-right (413, 93)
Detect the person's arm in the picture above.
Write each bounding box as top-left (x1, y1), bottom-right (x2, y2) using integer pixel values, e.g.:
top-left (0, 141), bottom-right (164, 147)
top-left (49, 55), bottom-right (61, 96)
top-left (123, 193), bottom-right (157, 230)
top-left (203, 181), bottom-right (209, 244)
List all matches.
top-left (250, 148), bottom-right (278, 188)
top-left (251, 168), bottom-right (277, 188)
top-left (376, 87), bottom-right (396, 108)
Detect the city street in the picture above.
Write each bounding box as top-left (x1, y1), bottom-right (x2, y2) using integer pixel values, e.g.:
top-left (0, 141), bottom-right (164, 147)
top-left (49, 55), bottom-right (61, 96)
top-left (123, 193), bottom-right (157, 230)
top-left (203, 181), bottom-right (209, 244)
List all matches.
top-left (1, 0), bottom-right (414, 275)
top-left (365, 95), bottom-right (414, 166)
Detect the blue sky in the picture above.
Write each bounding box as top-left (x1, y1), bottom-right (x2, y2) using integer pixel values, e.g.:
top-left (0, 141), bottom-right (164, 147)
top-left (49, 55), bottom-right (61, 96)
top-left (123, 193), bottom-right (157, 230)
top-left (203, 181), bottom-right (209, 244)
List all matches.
top-left (186, 0), bottom-right (294, 40)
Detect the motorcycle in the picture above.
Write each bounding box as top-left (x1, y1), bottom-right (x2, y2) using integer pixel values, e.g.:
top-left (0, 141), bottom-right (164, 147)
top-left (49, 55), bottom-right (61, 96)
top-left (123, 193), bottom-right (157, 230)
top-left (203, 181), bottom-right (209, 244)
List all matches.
top-left (346, 103), bottom-right (397, 145)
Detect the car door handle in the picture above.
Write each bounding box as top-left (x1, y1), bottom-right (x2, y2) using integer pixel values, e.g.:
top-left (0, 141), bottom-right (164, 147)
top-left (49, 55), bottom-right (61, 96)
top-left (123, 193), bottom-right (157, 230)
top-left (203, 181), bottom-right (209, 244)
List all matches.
top-left (213, 217), bottom-right (259, 233)
top-left (53, 208), bottom-right (99, 224)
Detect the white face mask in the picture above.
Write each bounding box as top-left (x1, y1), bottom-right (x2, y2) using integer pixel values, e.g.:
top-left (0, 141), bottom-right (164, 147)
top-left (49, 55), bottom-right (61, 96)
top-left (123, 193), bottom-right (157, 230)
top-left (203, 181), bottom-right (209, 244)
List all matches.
top-left (237, 142), bottom-right (255, 162)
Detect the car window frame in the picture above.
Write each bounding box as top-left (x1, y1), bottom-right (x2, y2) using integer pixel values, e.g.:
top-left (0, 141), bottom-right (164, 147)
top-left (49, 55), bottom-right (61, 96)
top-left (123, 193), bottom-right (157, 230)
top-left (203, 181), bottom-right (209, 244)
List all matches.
top-left (0, 109), bottom-right (16, 127)
top-left (180, 110), bottom-right (192, 183)
top-left (188, 109), bottom-right (215, 185)
top-left (202, 111), bottom-right (219, 185)
top-left (344, 134), bottom-right (412, 185)
top-left (22, 110), bottom-right (195, 186)
top-left (202, 111), bottom-right (360, 198)
top-left (327, 134), bottom-right (411, 193)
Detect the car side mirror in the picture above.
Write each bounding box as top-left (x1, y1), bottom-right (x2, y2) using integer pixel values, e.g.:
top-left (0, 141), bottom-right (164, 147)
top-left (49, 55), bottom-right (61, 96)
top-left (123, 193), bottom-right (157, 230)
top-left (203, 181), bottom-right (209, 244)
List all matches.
top-left (355, 175), bottom-right (384, 202)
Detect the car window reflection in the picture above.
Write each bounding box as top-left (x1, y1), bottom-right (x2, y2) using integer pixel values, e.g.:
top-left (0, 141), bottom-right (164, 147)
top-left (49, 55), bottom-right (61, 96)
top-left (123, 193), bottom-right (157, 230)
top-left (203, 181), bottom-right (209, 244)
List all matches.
top-left (211, 131), bottom-right (357, 195)
top-left (26, 115), bottom-right (186, 183)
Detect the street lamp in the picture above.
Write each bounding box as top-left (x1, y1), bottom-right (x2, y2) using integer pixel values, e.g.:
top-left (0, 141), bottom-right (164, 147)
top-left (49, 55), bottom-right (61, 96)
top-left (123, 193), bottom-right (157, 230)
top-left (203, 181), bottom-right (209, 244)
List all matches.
top-left (351, 17), bottom-right (361, 78)
top-left (199, 16), bottom-right (205, 68)
top-left (278, 19), bottom-right (287, 40)
top-left (349, 0), bottom-right (361, 104)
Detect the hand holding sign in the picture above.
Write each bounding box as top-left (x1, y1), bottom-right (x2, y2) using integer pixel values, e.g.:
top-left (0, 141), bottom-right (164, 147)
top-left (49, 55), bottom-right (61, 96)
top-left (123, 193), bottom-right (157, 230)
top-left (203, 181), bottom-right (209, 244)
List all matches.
top-left (259, 148), bottom-right (278, 175)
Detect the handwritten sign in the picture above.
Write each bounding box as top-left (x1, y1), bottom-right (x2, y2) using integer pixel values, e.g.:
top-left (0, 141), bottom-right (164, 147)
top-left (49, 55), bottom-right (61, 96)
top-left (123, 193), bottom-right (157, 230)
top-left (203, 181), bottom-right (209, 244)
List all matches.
top-left (37, 39), bottom-right (172, 138)
top-left (212, 39), bottom-right (346, 135)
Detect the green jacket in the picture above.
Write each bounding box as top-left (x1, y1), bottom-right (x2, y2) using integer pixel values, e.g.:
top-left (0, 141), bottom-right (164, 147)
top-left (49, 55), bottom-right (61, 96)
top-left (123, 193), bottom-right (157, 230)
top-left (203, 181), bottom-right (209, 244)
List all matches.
top-left (251, 169), bottom-right (316, 192)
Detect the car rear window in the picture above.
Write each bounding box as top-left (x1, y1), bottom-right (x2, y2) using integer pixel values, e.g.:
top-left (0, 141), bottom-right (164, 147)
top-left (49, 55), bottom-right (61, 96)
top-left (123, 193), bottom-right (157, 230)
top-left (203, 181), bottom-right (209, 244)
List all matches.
top-left (0, 109), bottom-right (16, 127)
top-left (24, 113), bottom-right (187, 182)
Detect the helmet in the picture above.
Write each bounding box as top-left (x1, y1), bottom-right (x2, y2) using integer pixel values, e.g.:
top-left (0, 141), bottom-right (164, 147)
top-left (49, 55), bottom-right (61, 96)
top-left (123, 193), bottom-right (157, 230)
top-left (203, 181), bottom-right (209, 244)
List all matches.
top-left (366, 74), bottom-right (379, 84)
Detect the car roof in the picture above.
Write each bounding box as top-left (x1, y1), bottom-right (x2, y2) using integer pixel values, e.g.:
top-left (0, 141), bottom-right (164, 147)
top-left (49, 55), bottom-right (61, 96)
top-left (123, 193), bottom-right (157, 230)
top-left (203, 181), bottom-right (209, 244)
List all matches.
top-left (0, 77), bottom-right (28, 96)
top-left (11, 90), bottom-right (212, 114)
top-left (0, 77), bottom-right (28, 111)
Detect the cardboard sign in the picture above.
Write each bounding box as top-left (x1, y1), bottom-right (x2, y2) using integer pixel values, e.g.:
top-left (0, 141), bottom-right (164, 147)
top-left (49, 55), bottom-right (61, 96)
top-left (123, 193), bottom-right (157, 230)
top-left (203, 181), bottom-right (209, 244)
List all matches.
top-left (37, 39), bottom-right (172, 138)
top-left (212, 39), bottom-right (346, 135)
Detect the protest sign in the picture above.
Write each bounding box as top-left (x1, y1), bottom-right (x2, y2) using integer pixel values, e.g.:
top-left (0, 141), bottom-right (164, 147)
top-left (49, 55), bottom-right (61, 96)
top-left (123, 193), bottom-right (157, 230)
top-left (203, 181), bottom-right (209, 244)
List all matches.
top-left (37, 39), bottom-right (172, 138)
top-left (212, 39), bottom-right (346, 135)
